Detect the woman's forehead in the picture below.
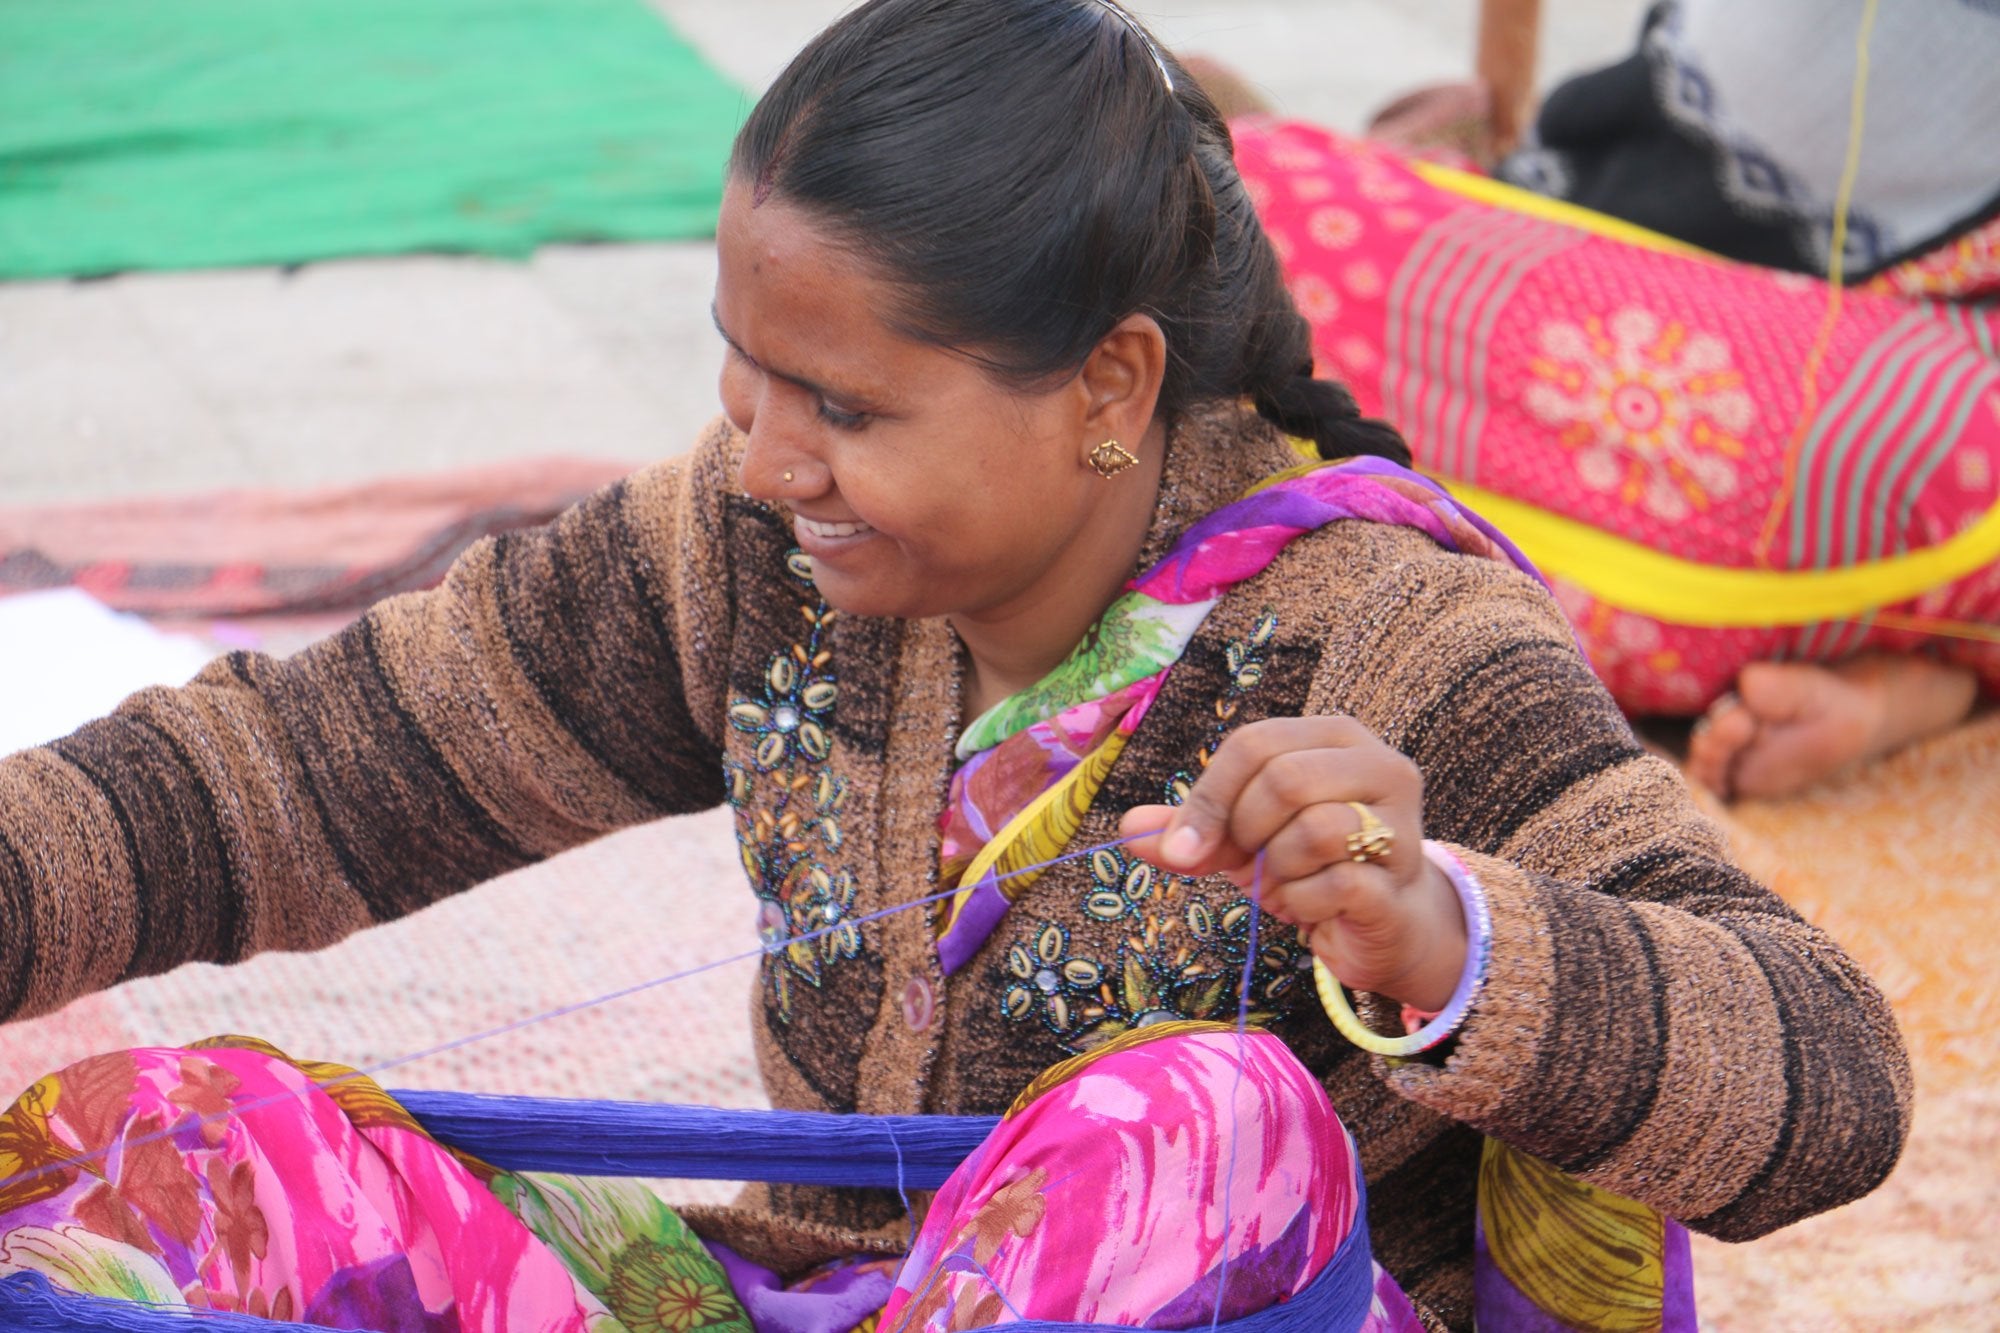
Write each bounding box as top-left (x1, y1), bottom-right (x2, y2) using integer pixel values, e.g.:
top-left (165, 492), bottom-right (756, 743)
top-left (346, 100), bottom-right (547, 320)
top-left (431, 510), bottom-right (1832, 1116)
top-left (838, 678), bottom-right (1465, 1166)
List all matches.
top-left (714, 183), bottom-right (943, 395)
top-left (720, 189), bottom-right (874, 315)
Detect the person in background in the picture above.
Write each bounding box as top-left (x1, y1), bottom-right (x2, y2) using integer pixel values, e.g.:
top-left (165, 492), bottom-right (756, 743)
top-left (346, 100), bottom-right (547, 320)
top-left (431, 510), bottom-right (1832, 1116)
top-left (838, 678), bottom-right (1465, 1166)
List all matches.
top-left (1202, 0), bottom-right (1999, 801)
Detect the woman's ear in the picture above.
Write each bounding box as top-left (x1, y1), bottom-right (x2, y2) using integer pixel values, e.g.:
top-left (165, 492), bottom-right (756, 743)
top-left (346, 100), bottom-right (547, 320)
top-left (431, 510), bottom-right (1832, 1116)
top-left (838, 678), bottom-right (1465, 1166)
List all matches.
top-left (1076, 313), bottom-right (1168, 454)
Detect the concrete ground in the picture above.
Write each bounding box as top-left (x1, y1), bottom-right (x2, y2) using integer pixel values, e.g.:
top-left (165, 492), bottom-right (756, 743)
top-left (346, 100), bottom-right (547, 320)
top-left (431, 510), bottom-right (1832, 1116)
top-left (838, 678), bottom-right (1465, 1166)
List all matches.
top-left (0, 0), bottom-right (1646, 503)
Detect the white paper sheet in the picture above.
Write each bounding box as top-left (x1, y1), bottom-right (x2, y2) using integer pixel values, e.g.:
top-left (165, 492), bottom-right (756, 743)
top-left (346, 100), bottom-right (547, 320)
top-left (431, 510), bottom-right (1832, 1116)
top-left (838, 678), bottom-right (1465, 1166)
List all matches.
top-left (0, 589), bottom-right (217, 757)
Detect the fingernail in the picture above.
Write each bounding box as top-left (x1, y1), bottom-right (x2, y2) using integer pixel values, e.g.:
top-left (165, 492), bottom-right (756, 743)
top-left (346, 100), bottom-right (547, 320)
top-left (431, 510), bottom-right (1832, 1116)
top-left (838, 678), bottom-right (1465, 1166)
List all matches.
top-left (1165, 826), bottom-right (1205, 865)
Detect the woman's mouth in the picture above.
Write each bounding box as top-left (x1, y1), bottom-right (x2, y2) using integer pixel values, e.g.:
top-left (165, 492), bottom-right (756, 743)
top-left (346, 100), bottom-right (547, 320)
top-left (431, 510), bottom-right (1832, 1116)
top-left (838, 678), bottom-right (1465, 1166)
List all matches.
top-left (794, 514), bottom-right (877, 551)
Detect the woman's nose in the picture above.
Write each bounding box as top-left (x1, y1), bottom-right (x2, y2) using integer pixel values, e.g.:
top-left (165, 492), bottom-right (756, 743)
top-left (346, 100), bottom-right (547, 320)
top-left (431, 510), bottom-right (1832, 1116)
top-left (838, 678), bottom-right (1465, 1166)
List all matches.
top-left (734, 395), bottom-right (821, 502)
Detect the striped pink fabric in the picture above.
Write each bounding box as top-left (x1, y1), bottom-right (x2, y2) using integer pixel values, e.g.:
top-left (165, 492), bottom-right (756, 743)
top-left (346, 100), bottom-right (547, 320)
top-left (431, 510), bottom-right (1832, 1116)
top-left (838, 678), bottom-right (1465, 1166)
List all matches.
top-left (1237, 117), bottom-right (2000, 712)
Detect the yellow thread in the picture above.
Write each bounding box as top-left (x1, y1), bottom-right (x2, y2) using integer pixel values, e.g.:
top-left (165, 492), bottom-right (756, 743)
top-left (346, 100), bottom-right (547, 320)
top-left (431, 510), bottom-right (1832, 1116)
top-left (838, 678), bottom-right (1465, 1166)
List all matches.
top-left (1861, 612), bottom-right (2000, 648)
top-left (1754, 0), bottom-right (1881, 565)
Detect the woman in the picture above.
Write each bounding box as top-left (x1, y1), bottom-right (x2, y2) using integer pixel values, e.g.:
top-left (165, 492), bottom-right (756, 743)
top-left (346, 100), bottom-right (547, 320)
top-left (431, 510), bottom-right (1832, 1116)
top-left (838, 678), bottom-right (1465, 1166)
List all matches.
top-left (0, 2), bottom-right (1909, 1331)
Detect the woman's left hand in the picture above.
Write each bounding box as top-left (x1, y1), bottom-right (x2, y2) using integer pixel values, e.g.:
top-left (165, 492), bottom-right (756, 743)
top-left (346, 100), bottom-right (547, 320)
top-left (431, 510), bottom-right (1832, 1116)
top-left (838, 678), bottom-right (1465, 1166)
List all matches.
top-left (1119, 716), bottom-right (1467, 1013)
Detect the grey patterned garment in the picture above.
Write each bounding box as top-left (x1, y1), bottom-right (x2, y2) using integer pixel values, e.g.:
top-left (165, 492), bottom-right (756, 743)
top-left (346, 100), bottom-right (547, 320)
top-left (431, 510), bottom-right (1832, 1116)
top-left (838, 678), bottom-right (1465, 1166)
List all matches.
top-left (1500, 0), bottom-right (2000, 280)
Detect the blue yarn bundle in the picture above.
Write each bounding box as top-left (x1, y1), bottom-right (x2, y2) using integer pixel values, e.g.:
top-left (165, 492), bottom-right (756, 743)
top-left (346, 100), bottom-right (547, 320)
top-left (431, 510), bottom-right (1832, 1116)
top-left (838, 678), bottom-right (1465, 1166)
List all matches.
top-left (393, 1090), bottom-right (999, 1188)
top-left (0, 1204), bottom-right (1372, 1333)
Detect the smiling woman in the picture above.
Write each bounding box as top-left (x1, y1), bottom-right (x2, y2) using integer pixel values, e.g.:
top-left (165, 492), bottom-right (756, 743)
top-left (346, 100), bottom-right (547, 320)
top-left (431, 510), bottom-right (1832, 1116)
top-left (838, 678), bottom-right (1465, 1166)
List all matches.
top-left (0, 1), bottom-right (1910, 1331)
top-left (712, 189), bottom-right (1174, 716)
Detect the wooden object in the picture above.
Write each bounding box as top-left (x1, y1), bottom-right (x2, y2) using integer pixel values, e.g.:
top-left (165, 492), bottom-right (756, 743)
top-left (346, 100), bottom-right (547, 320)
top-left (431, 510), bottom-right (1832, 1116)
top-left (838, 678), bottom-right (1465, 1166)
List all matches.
top-left (1477, 0), bottom-right (1544, 157)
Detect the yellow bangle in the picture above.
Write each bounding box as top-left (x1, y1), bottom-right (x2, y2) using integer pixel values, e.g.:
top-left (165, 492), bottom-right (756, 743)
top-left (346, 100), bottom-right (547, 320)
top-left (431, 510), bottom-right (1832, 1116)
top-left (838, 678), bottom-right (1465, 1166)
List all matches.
top-left (1312, 842), bottom-right (1492, 1056)
top-left (1312, 958), bottom-right (1436, 1057)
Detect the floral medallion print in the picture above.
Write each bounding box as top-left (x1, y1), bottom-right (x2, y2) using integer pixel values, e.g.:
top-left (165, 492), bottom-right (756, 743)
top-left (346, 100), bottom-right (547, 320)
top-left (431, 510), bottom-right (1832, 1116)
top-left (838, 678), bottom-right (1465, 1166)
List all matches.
top-left (1523, 306), bottom-right (1755, 522)
top-left (606, 1239), bottom-right (746, 1332)
top-left (1242, 115), bottom-right (2000, 708)
top-left (1291, 273), bottom-right (1342, 324)
top-left (492, 1172), bottom-right (749, 1332)
top-left (726, 550), bottom-right (859, 1024)
top-left (1307, 205), bottom-right (1363, 251)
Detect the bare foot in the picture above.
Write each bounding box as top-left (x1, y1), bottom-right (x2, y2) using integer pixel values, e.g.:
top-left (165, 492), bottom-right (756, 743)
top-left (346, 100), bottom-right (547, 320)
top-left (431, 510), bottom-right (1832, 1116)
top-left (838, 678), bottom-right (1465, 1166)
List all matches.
top-left (1688, 656), bottom-right (1980, 801)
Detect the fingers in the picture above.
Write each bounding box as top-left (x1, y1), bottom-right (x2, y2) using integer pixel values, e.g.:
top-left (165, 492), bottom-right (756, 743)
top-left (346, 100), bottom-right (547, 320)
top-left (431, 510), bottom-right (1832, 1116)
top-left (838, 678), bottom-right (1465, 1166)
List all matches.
top-left (1124, 804), bottom-right (1258, 888)
top-left (1230, 749), bottom-right (1417, 872)
top-left (1117, 804), bottom-right (1175, 862)
top-left (1153, 717), bottom-right (1387, 874)
top-left (1256, 858), bottom-right (1383, 931)
top-left (1250, 797), bottom-right (1406, 889)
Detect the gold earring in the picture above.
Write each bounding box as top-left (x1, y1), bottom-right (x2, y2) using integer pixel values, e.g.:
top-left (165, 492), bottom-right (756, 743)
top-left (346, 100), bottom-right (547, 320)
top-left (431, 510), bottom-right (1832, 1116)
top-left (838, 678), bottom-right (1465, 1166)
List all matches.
top-left (1088, 440), bottom-right (1138, 479)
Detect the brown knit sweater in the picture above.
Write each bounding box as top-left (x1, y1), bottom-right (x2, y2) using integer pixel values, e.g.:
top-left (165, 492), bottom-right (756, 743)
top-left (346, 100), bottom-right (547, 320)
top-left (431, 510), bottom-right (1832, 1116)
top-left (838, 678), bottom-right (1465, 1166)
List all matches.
top-left (0, 405), bottom-right (1911, 1330)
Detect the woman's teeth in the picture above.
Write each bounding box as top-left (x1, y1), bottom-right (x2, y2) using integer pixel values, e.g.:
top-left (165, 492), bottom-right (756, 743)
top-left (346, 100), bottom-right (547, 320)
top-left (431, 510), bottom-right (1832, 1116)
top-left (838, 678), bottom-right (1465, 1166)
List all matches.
top-left (798, 516), bottom-right (873, 540)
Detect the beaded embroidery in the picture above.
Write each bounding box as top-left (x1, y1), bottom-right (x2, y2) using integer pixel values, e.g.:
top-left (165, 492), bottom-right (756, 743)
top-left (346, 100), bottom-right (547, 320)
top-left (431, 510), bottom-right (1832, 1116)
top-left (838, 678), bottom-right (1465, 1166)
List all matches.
top-left (998, 609), bottom-right (1310, 1051)
top-left (1164, 608), bottom-right (1277, 805)
top-left (726, 550), bottom-right (860, 1023)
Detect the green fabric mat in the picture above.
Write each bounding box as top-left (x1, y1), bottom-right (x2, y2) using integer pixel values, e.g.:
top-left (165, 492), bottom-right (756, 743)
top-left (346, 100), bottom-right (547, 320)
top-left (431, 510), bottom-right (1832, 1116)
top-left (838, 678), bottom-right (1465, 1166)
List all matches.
top-left (0, 0), bottom-right (746, 278)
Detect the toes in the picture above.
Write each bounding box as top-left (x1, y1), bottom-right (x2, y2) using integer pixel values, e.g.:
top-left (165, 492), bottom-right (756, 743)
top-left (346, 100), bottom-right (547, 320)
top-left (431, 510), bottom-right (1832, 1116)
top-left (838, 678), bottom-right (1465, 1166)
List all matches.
top-left (1690, 660), bottom-right (1942, 801)
top-left (1731, 712), bottom-right (1876, 800)
top-left (1727, 667), bottom-right (1878, 800)
top-left (1734, 662), bottom-right (1824, 725)
top-left (1686, 692), bottom-right (1756, 797)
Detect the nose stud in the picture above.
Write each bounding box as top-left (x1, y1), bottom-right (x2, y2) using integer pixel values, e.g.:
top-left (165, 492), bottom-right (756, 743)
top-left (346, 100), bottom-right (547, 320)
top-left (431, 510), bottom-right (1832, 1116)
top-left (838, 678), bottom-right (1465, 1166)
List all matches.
top-left (783, 469), bottom-right (795, 483)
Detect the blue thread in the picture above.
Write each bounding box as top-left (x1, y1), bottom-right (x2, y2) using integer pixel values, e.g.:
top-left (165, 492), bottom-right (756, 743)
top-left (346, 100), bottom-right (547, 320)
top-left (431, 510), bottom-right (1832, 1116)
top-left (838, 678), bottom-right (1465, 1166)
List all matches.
top-left (0, 833), bottom-right (1152, 1199)
top-left (885, 1114), bottom-right (915, 1220)
top-left (962, 1251), bottom-right (1031, 1322)
top-left (0, 1272), bottom-right (323, 1330)
top-left (4, 1209), bottom-right (1382, 1332)
top-left (0, 829), bottom-right (1397, 1332)
top-left (1208, 850), bottom-right (1265, 1331)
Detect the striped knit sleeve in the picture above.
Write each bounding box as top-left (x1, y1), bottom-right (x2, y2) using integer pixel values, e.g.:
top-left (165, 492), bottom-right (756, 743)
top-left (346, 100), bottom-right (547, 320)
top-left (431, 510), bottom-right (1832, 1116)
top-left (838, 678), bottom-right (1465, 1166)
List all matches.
top-left (0, 423), bottom-right (740, 1024)
top-left (1323, 540), bottom-right (1913, 1242)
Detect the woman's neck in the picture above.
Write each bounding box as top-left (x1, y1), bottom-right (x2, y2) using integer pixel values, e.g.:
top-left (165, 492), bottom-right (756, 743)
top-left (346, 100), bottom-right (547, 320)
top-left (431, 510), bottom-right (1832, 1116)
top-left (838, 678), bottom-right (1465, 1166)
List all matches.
top-left (950, 427), bottom-right (1170, 723)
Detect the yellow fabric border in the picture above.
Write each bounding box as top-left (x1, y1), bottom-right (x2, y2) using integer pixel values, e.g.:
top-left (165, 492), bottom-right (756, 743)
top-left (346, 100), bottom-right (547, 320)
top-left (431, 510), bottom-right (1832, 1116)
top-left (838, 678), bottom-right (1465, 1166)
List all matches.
top-left (1443, 479), bottom-right (2000, 626)
top-left (936, 736), bottom-right (1122, 940)
top-left (1408, 160), bottom-right (1715, 262)
top-left (1004, 1018), bottom-right (1240, 1119)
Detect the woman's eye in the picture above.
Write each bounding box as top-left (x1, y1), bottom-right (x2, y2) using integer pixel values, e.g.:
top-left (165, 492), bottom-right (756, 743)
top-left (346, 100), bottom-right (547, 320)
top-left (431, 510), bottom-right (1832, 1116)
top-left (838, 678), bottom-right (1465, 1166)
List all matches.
top-left (817, 400), bottom-right (871, 431)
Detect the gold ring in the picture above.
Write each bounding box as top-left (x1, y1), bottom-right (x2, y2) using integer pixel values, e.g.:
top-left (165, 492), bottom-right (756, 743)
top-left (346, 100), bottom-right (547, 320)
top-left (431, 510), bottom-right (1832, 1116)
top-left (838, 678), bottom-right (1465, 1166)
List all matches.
top-left (1343, 801), bottom-right (1395, 864)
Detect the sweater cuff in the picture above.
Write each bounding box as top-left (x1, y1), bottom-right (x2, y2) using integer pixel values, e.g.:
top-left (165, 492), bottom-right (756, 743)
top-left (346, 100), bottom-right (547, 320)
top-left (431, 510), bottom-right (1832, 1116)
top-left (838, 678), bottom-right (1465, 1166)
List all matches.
top-left (1369, 843), bottom-right (1562, 1125)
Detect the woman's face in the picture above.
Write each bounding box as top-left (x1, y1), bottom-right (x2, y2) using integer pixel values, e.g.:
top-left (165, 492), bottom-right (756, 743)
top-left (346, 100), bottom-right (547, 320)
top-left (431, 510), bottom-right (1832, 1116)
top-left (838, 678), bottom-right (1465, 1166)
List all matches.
top-left (712, 182), bottom-right (1156, 626)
